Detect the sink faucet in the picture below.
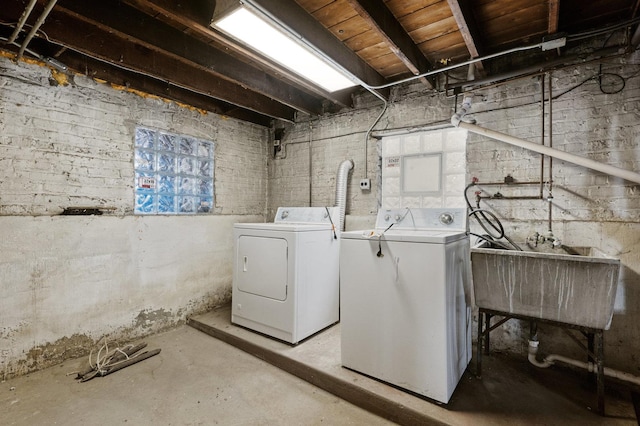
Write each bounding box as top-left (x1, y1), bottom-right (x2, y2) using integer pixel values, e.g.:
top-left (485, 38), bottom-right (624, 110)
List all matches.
top-left (545, 232), bottom-right (562, 248)
top-left (527, 232), bottom-right (543, 247)
top-left (527, 231), bottom-right (562, 248)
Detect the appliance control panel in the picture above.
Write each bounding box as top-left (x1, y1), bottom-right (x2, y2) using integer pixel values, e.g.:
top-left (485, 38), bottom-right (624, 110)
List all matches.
top-left (275, 207), bottom-right (338, 224)
top-left (376, 208), bottom-right (467, 231)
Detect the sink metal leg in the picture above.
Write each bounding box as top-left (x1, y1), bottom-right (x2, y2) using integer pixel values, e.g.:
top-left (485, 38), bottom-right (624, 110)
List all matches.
top-left (596, 330), bottom-right (605, 415)
top-left (473, 309), bottom-right (607, 416)
top-left (484, 313), bottom-right (491, 355)
top-left (587, 333), bottom-right (594, 379)
top-left (476, 310), bottom-right (483, 377)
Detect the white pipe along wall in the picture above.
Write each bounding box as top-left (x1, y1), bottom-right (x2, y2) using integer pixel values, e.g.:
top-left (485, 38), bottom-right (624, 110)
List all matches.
top-left (451, 97), bottom-right (640, 185)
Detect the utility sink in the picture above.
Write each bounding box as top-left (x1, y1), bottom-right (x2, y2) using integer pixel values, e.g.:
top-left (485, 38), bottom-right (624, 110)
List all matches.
top-left (470, 246), bottom-right (620, 329)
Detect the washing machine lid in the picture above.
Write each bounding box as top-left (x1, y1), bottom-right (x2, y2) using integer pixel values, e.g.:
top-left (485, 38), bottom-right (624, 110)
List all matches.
top-left (341, 229), bottom-right (467, 243)
top-left (234, 222), bottom-right (332, 232)
top-left (342, 208), bottom-right (468, 243)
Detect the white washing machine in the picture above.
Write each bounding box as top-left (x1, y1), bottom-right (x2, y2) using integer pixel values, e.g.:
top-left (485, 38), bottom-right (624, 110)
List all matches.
top-left (232, 207), bottom-right (340, 344)
top-left (340, 208), bottom-right (471, 404)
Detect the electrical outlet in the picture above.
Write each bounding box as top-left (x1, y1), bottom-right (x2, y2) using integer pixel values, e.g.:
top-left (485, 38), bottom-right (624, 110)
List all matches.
top-left (360, 178), bottom-right (371, 191)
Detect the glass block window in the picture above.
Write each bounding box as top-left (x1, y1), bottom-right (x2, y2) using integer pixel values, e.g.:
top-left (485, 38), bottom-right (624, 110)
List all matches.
top-left (134, 127), bottom-right (214, 214)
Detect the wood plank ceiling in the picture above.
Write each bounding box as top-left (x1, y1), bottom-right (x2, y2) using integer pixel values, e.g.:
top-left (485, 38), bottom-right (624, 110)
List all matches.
top-left (1, 0), bottom-right (638, 126)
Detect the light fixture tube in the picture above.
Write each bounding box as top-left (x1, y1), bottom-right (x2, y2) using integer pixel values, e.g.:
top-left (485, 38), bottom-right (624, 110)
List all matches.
top-left (214, 5), bottom-right (357, 93)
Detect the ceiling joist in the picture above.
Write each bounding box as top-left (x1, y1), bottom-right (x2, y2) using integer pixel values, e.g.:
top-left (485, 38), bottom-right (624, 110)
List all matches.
top-left (55, 0), bottom-right (325, 116)
top-left (548, 0), bottom-right (560, 34)
top-left (0, 0), bottom-right (634, 126)
top-left (446, 0), bottom-right (485, 75)
top-left (346, 0), bottom-right (434, 88)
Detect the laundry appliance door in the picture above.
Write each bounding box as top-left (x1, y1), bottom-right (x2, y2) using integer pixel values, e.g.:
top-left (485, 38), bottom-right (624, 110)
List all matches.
top-left (236, 235), bottom-right (288, 301)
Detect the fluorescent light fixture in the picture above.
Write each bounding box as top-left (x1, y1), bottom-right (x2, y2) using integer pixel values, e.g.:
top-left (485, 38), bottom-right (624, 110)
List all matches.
top-left (214, 6), bottom-right (357, 93)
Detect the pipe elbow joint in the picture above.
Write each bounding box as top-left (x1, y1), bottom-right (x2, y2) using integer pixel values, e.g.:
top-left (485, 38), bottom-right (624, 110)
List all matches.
top-left (527, 340), bottom-right (553, 368)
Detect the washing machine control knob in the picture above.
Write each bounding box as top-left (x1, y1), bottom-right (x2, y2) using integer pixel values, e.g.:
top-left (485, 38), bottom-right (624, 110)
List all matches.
top-left (281, 210), bottom-right (289, 219)
top-left (439, 213), bottom-right (454, 225)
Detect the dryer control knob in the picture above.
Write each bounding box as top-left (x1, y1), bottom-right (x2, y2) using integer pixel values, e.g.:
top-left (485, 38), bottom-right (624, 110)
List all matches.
top-left (440, 213), bottom-right (454, 225)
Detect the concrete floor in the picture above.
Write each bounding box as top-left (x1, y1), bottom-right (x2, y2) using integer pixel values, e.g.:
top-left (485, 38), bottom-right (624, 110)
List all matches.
top-left (1, 325), bottom-right (393, 425)
top-left (2, 305), bottom-right (637, 425)
top-left (189, 307), bottom-right (637, 425)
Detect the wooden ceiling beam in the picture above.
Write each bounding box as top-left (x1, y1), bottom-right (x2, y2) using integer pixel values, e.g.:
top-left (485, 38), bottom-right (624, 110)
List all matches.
top-left (0, 1), bottom-right (298, 122)
top-left (53, 0), bottom-right (324, 116)
top-left (548, 0), bottom-right (560, 34)
top-left (41, 45), bottom-right (274, 126)
top-left (446, 0), bottom-right (485, 75)
top-left (630, 0), bottom-right (640, 48)
top-left (346, 0), bottom-right (434, 89)
top-left (0, 28), bottom-right (273, 126)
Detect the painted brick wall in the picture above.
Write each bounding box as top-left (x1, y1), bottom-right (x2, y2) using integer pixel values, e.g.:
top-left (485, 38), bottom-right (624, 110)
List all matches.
top-left (0, 57), bottom-right (268, 216)
top-left (267, 91), bottom-right (455, 223)
top-left (0, 56), bottom-right (268, 378)
top-left (3, 49), bottom-right (640, 378)
top-left (268, 59), bottom-right (640, 373)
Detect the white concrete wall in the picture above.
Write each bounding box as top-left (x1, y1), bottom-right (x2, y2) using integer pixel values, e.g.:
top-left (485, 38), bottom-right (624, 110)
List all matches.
top-left (0, 56), bottom-right (268, 378)
top-left (268, 60), bottom-right (640, 373)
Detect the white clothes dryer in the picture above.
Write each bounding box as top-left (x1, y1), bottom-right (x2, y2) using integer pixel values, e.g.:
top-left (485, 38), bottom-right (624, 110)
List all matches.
top-left (340, 208), bottom-right (471, 404)
top-left (232, 207), bottom-right (340, 344)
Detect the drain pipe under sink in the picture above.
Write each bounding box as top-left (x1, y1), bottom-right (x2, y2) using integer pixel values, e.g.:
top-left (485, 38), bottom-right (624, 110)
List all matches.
top-left (527, 340), bottom-right (640, 386)
top-left (335, 160), bottom-right (354, 232)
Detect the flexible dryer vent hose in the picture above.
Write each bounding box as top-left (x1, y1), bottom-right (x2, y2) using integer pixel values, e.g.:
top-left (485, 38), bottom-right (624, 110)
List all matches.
top-left (335, 159), bottom-right (354, 231)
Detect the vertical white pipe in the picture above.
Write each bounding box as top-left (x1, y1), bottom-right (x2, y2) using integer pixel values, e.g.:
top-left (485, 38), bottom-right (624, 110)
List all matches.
top-left (547, 72), bottom-right (554, 233)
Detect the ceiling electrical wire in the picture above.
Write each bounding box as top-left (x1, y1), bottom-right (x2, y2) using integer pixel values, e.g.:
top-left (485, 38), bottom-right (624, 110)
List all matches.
top-left (566, 16), bottom-right (640, 42)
